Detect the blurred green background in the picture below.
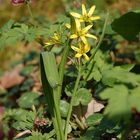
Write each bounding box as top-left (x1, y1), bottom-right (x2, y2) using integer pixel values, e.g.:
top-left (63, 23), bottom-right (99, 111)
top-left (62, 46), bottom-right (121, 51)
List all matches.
top-left (0, 1), bottom-right (140, 140)
top-left (0, 0), bottom-right (140, 70)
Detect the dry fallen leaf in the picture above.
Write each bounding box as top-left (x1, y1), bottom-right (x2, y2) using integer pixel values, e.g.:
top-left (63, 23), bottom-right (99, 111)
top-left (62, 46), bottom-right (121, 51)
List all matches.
top-left (73, 98), bottom-right (104, 120)
top-left (0, 64), bottom-right (25, 89)
top-left (14, 130), bottom-right (31, 139)
top-left (85, 98), bottom-right (104, 118)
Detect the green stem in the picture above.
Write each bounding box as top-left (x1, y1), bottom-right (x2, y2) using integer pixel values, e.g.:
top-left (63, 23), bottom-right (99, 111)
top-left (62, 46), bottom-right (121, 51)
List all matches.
top-left (74, 115), bottom-right (85, 130)
top-left (53, 90), bottom-right (65, 140)
top-left (85, 12), bottom-right (109, 81)
top-left (64, 64), bottom-right (82, 140)
top-left (52, 114), bottom-right (61, 140)
top-left (121, 122), bottom-right (131, 140)
top-left (53, 40), bottom-right (71, 140)
top-left (53, 39), bottom-right (71, 140)
top-left (27, 2), bottom-right (37, 26)
top-left (90, 12), bottom-right (109, 61)
top-left (58, 40), bottom-right (71, 99)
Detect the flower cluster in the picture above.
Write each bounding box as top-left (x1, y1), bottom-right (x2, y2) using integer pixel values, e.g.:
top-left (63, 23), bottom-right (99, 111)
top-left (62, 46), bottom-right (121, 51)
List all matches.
top-left (45, 33), bottom-right (61, 47)
top-left (44, 4), bottom-right (100, 61)
top-left (70, 4), bottom-right (100, 61)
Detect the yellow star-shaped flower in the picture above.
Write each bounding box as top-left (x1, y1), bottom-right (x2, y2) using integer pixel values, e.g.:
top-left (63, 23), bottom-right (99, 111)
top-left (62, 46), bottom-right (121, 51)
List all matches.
top-left (71, 42), bottom-right (90, 61)
top-left (70, 19), bottom-right (97, 44)
top-left (70, 4), bottom-right (100, 23)
top-left (45, 33), bottom-right (61, 46)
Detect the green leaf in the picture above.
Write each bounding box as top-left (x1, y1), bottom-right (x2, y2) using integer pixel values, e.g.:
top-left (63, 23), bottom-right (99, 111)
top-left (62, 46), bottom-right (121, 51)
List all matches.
top-left (86, 113), bottom-right (103, 126)
top-left (84, 50), bottom-right (112, 82)
top-left (93, 50), bottom-right (112, 71)
top-left (40, 51), bottom-right (62, 136)
top-left (41, 52), bottom-right (60, 89)
top-left (100, 85), bottom-right (131, 122)
top-left (62, 119), bottom-right (72, 134)
top-left (76, 127), bottom-right (95, 140)
top-left (135, 48), bottom-right (140, 64)
top-left (64, 82), bottom-right (74, 97)
top-left (73, 88), bottom-right (92, 106)
top-left (20, 79), bottom-right (34, 91)
top-left (60, 100), bottom-right (69, 118)
top-left (17, 92), bottom-right (40, 109)
top-left (20, 65), bottom-right (34, 76)
top-left (25, 130), bottom-right (55, 140)
top-left (102, 68), bottom-right (140, 87)
top-left (0, 20), bottom-right (14, 32)
top-left (86, 65), bottom-right (102, 82)
top-left (111, 12), bottom-right (140, 41)
top-left (20, 24), bottom-right (28, 33)
top-left (0, 21), bottom-right (47, 48)
top-left (129, 86), bottom-right (140, 112)
top-left (118, 64), bottom-right (135, 71)
top-left (12, 109), bottom-right (36, 131)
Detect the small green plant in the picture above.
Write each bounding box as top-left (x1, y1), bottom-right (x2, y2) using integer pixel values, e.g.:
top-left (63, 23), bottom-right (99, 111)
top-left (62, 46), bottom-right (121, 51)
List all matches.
top-left (40, 4), bottom-right (104, 140)
top-left (1, 0), bottom-right (140, 140)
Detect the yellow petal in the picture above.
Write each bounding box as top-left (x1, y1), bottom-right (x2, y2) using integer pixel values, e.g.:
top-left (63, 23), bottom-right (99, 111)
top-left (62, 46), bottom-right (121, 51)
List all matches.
top-left (65, 23), bottom-right (71, 29)
top-left (84, 45), bottom-right (90, 53)
top-left (70, 12), bottom-right (81, 18)
top-left (83, 54), bottom-right (90, 61)
top-left (45, 42), bottom-right (53, 46)
top-left (82, 25), bottom-right (93, 33)
top-left (82, 4), bottom-right (87, 15)
top-left (75, 53), bottom-right (82, 58)
top-left (86, 34), bottom-right (97, 40)
top-left (90, 16), bottom-right (100, 21)
top-left (79, 18), bottom-right (84, 22)
top-left (80, 36), bottom-right (88, 44)
top-left (71, 45), bottom-right (80, 52)
top-left (53, 36), bottom-right (59, 40)
top-left (75, 19), bottom-right (81, 30)
top-left (88, 5), bottom-right (95, 16)
top-left (70, 34), bottom-right (78, 39)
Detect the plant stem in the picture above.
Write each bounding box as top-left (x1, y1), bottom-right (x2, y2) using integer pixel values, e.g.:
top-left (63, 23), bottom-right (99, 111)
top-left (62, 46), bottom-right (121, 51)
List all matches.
top-left (53, 39), bottom-right (71, 140)
top-left (58, 40), bottom-right (71, 99)
top-left (53, 90), bottom-right (65, 140)
top-left (52, 114), bottom-right (61, 140)
top-left (90, 12), bottom-right (109, 61)
top-left (85, 12), bottom-right (109, 81)
top-left (74, 115), bottom-right (85, 130)
top-left (26, 2), bottom-right (37, 26)
top-left (121, 122), bottom-right (131, 140)
top-left (64, 64), bottom-right (82, 140)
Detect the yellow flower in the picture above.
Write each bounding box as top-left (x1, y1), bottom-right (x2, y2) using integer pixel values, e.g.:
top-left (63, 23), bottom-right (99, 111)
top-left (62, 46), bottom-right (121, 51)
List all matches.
top-left (70, 4), bottom-right (100, 23)
top-left (71, 42), bottom-right (90, 61)
top-left (70, 19), bottom-right (97, 44)
top-left (45, 33), bottom-right (61, 46)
